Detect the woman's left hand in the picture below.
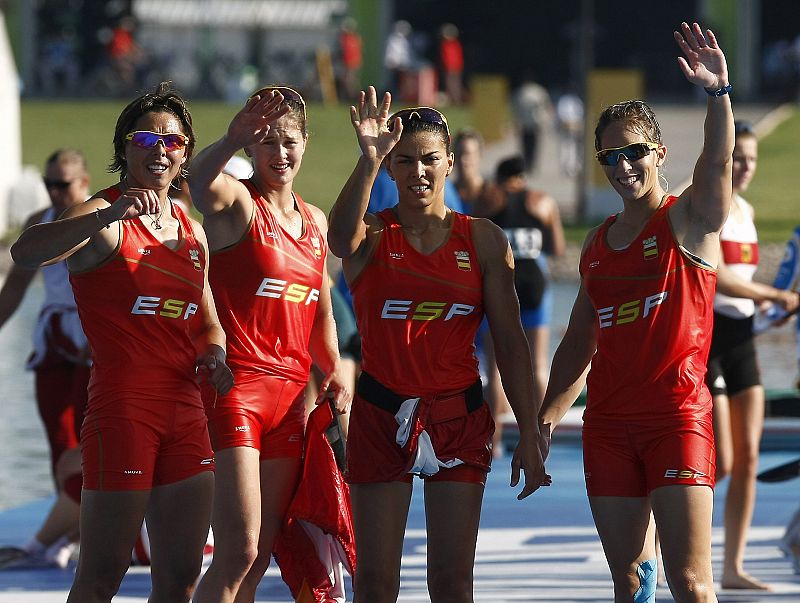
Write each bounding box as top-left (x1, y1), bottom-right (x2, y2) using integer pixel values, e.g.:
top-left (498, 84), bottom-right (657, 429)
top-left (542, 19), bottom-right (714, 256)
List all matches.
top-left (196, 348), bottom-right (234, 394)
top-left (674, 21), bottom-right (729, 90)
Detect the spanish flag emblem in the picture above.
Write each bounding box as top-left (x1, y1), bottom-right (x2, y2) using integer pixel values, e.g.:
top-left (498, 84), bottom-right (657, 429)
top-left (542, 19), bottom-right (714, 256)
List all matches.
top-left (643, 236), bottom-right (658, 260)
top-left (455, 250), bottom-right (472, 271)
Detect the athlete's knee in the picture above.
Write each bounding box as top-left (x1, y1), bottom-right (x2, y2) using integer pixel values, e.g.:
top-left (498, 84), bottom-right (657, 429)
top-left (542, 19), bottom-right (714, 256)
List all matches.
top-left (151, 564), bottom-right (201, 603)
top-left (664, 566), bottom-right (715, 602)
top-left (354, 566), bottom-right (400, 603)
top-left (427, 562), bottom-right (472, 602)
top-left (212, 537), bottom-right (259, 579)
top-left (71, 560), bottom-right (129, 600)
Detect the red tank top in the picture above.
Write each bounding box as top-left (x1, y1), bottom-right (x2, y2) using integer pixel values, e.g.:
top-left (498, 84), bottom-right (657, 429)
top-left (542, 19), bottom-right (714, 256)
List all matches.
top-left (208, 182), bottom-right (326, 381)
top-left (351, 209), bottom-right (483, 396)
top-left (580, 196), bottom-right (716, 421)
top-left (70, 186), bottom-right (206, 410)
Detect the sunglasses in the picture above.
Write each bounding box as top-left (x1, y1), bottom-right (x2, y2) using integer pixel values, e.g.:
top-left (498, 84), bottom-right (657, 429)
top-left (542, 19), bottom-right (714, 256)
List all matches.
top-left (43, 178), bottom-right (75, 191)
top-left (596, 142), bottom-right (660, 166)
top-left (251, 86), bottom-right (306, 117)
top-left (389, 107), bottom-right (450, 138)
top-left (125, 131), bottom-right (189, 151)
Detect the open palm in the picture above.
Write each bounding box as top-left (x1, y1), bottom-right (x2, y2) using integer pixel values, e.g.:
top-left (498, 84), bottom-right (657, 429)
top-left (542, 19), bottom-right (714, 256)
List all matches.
top-left (674, 21), bottom-right (729, 89)
top-left (350, 86), bottom-right (402, 160)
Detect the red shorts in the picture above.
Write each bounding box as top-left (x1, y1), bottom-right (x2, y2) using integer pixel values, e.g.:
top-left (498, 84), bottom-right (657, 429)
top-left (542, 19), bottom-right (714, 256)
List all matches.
top-left (346, 388), bottom-right (494, 486)
top-left (582, 414), bottom-right (716, 497)
top-left (203, 373), bottom-right (306, 460)
top-left (81, 398), bottom-right (213, 491)
top-left (35, 362), bottom-right (90, 472)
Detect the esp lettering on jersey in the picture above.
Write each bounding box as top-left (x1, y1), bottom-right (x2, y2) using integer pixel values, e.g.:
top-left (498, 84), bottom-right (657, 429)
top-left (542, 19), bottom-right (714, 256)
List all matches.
top-left (255, 277), bottom-right (320, 306)
top-left (381, 299), bottom-right (476, 321)
top-left (130, 295), bottom-right (199, 320)
top-left (597, 291), bottom-right (668, 329)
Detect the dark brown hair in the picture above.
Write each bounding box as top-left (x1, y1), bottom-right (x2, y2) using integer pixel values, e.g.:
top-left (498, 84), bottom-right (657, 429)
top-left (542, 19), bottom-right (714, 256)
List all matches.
top-left (109, 81), bottom-right (195, 180)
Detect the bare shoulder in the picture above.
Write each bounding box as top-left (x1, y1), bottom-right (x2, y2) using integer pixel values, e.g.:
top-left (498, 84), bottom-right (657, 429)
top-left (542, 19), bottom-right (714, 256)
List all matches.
top-left (305, 202), bottom-right (329, 233)
top-left (187, 214), bottom-right (209, 246)
top-left (470, 216), bottom-right (510, 268)
top-left (470, 216), bottom-right (507, 247)
top-left (580, 223), bottom-right (602, 256)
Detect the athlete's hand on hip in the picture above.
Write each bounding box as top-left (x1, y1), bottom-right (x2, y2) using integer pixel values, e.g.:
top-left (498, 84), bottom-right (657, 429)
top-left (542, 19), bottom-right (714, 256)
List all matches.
top-left (196, 346), bottom-right (234, 394)
top-left (511, 431), bottom-right (550, 500)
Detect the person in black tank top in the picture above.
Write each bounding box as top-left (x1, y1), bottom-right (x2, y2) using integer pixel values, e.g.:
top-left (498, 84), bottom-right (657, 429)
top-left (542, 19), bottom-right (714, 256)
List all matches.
top-left (483, 155), bottom-right (564, 459)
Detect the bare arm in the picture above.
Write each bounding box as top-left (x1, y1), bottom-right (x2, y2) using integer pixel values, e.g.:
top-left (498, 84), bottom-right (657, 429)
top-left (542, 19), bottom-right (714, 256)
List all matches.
top-left (539, 229), bottom-right (600, 437)
top-left (191, 224), bottom-right (234, 394)
top-left (10, 188), bottom-right (162, 270)
top-left (307, 206), bottom-right (352, 414)
top-left (539, 283), bottom-right (597, 434)
top-left (188, 91), bottom-right (288, 217)
top-left (717, 261), bottom-right (800, 312)
top-left (475, 218), bottom-right (547, 499)
top-left (328, 86), bottom-right (401, 259)
top-left (673, 22), bottom-right (734, 234)
top-left (0, 212), bottom-right (45, 329)
top-left (545, 194), bottom-right (566, 257)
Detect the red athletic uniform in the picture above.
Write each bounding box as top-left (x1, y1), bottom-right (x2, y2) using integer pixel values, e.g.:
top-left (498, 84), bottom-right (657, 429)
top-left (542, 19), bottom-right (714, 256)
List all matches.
top-left (579, 196), bottom-right (717, 496)
top-left (347, 209), bottom-right (493, 484)
top-left (204, 183), bottom-right (326, 457)
top-left (71, 186), bottom-right (212, 490)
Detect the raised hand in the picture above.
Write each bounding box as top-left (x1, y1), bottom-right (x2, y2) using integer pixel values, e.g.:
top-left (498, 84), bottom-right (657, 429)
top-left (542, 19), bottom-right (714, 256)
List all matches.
top-left (350, 86), bottom-right (402, 160)
top-left (674, 21), bottom-right (729, 90)
top-left (226, 90), bottom-right (291, 149)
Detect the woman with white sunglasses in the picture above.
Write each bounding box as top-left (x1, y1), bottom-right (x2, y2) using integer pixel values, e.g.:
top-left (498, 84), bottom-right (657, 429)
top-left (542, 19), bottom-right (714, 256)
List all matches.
top-left (540, 22), bottom-right (733, 602)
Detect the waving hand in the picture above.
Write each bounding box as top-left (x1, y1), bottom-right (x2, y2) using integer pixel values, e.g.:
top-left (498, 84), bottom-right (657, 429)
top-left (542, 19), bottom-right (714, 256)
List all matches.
top-left (350, 86), bottom-right (402, 160)
top-left (674, 21), bottom-right (729, 90)
top-left (225, 90), bottom-right (290, 149)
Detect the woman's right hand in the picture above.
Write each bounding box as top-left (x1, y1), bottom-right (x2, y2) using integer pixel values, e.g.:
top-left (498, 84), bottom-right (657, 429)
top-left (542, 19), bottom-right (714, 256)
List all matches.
top-left (105, 187), bottom-right (163, 223)
top-left (225, 90), bottom-right (290, 149)
top-left (350, 86), bottom-right (402, 160)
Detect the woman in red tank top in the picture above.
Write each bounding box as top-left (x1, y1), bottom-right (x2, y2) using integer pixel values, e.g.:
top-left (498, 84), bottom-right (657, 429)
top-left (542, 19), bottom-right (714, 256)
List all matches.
top-left (540, 22), bottom-right (735, 602)
top-left (328, 89), bottom-right (549, 602)
top-left (11, 82), bottom-right (233, 602)
top-left (187, 86), bottom-right (353, 602)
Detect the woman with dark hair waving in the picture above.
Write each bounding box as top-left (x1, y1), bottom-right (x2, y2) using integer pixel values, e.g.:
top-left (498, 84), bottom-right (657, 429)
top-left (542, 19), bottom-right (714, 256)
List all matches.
top-left (539, 23), bottom-right (733, 602)
top-left (11, 82), bottom-right (233, 602)
top-left (328, 89), bottom-right (548, 603)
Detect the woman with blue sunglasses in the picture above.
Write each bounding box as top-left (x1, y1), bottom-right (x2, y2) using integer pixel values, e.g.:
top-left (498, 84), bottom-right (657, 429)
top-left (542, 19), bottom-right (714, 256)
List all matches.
top-left (328, 88), bottom-right (549, 603)
top-left (11, 82), bottom-right (234, 602)
top-left (540, 22), bottom-right (733, 602)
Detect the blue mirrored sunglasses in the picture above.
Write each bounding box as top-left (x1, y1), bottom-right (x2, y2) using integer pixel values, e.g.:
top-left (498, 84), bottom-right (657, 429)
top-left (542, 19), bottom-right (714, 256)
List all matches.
top-left (125, 131), bottom-right (189, 151)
